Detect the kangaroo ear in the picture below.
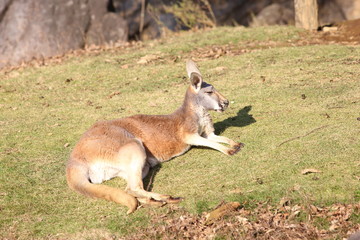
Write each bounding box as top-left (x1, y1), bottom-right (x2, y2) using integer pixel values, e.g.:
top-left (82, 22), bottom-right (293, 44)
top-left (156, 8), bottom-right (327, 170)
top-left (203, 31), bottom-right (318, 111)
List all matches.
top-left (186, 60), bottom-right (202, 78)
top-left (186, 60), bottom-right (203, 92)
top-left (190, 72), bottom-right (203, 92)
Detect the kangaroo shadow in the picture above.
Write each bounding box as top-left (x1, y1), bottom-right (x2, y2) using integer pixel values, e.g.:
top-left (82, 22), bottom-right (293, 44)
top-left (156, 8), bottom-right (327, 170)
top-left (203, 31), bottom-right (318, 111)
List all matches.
top-left (214, 105), bottom-right (256, 135)
top-left (143, 164), bottom-right (162, 192)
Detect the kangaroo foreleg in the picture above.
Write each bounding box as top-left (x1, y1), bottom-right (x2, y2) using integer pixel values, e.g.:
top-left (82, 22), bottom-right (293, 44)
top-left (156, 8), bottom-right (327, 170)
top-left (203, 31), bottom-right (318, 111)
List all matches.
top-left (206, 133), bottom-right (237, 146)
top-left (206, 132), bottom-right (244, 152)
top-left (185, 133), bottom-right (241, 155)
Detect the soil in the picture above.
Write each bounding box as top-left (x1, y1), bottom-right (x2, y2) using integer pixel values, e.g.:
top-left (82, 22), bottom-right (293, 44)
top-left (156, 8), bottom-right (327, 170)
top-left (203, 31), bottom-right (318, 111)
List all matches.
top-left (319, 18), bottom-right (360, 44)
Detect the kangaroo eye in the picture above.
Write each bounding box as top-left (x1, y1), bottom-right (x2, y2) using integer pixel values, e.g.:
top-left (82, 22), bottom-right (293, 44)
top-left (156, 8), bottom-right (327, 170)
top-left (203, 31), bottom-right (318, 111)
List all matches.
top-left (205, 90), bottom-right (213, 94)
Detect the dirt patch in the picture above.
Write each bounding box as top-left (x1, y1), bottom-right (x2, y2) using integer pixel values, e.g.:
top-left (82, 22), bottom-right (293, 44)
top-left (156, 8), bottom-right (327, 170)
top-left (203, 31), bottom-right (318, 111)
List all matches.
top-left (128, 202), bottom-right (360, 240)
top-left (319, 18), bottom-right (360, 44)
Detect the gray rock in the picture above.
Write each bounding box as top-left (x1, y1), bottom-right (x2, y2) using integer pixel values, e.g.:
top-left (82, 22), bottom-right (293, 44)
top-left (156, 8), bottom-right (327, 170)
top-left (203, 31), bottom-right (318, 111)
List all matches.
top-left (348, 231), bottom-right (360, 240)
top-left (87, 0), bottom-right (128, 45)
top-left (0, 0), bottom-right (128, 69)
top-left (0, 0), bottom-right (90, 68)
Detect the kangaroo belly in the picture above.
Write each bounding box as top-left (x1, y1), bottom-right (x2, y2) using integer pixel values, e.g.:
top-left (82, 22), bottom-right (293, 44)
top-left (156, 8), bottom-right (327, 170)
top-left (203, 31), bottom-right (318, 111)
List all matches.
top-left (144, 137), bottom-right (190, 163)
top-left (111, 116), bottom-right (191, 163)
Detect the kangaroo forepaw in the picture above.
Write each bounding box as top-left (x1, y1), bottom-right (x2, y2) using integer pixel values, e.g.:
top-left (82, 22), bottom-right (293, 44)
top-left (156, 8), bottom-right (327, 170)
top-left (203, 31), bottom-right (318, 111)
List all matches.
top-left (227, 142), bottom-right (244, 155)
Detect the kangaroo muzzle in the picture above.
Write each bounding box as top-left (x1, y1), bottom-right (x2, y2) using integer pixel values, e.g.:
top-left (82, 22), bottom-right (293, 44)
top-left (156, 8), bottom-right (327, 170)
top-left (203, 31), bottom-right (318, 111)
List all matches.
top-left (216, 99), bottom-right (229, 112)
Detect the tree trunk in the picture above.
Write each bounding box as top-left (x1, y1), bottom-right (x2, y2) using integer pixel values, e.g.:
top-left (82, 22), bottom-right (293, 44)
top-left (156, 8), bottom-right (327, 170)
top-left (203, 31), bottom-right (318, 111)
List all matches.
top-left (294, 0), bottom-right (319, 30)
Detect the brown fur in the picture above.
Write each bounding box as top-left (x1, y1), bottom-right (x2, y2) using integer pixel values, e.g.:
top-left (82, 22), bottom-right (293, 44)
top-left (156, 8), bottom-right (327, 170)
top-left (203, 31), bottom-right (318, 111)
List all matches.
top-left (66, 60), bottom-right (243, 214)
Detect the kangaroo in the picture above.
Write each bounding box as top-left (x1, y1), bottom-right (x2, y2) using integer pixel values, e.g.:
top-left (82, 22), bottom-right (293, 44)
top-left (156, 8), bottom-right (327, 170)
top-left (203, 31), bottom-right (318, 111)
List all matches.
top-left (66, 60), bottom-right (244, 214)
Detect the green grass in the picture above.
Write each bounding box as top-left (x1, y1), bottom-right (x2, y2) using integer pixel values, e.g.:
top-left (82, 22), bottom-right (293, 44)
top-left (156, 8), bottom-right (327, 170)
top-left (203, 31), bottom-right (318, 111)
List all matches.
top-left (1, 26), bottom-right (359, 239)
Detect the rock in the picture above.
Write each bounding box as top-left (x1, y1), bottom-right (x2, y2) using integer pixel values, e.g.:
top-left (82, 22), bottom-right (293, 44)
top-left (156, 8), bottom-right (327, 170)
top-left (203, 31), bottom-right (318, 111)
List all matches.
top-left (334, 0), bottom-right (360, 21)
top-left (318, 0), bottom-right (346, 25)
top-left (0, 0), bottom-right (90, 69)
top-left (86, 13), bottom-right (128, 45)
top-left (86, 0), bottom-right (128, 45)
top-left (250, 3), bottom-right (294, 27)
top-left (348, 231), bottom-right (360, 240)
top-left (210, 0), bottom-right (271, 26)
top-left (0, 0), bottom-right (128, 69)
top-left (113, 0), bottom-right (162, 40)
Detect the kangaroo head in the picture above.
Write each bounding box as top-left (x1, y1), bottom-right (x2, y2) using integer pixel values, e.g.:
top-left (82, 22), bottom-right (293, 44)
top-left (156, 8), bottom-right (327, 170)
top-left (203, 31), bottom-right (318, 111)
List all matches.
top-left (186, 60), bottom-right (229, 112)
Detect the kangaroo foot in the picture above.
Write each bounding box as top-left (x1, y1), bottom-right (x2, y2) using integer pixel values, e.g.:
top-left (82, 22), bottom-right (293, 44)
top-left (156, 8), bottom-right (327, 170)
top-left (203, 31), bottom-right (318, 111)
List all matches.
top-left (155, 194), bottom-right (184, 204)
top-left (138, 197), bottom-right (167, 207)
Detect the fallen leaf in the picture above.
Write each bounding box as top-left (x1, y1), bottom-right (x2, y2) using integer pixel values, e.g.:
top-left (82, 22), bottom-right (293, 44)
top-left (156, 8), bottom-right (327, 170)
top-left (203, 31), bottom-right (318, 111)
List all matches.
top-left (229, 188), bottom-right (243, 194)
top-left (235, 216), bottom-right (249, 224)
top-left (64, 143), bottom-right (70, 148)
top-left (291, 184), bottom-right (301, 192)
top-left (205, 202), bottom-right (241, 225)
top-left (301, 168), bottom-right (322, 175)
top-left (137, 54), bottom-right (160, 64)
top-left (108, 91), bottom-right (121, 98)
top-left (279, 197), bottom-right (291, 207)
top-left (214, 66), bottom-right (227, 72)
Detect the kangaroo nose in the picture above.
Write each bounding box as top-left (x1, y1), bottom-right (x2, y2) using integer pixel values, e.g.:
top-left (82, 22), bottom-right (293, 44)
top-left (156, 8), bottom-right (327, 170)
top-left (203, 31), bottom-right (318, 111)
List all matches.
top-left (224, 99), bottom-right (229, 107)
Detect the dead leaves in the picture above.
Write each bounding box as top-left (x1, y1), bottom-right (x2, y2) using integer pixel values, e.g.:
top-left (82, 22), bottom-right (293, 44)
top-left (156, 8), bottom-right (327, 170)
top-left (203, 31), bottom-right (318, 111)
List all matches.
top-left (128, 202), bottom-right (360, 240)
top-left (190, 44), bottom-right (250, 61)
top-left (121, 53), bottom-right (164, 69)
top-left (137, 54), bottom-right (162, 64)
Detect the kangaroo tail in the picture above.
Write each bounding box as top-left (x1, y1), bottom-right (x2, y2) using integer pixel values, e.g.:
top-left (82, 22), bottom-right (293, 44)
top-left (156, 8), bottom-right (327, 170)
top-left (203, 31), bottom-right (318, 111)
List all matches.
top-left (66, 160), bottom-right (138, 214)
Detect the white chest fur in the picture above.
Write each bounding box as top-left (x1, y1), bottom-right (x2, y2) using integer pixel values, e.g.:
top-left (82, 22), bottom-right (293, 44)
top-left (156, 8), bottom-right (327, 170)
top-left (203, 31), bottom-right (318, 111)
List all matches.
top-left (196, 107), bottom-right (214, 137)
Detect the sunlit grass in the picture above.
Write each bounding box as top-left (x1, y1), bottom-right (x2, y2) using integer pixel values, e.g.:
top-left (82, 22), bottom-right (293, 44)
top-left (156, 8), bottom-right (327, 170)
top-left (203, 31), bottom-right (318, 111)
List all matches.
top-left (1, 26), bottom-right (359, 239)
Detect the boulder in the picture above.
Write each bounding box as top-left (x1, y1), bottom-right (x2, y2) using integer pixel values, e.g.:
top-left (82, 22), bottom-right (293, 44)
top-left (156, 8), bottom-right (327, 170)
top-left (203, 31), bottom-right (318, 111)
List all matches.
top-left (87, 0), bottom-right (128, 45)
top-left (0, 0), bottom-right (128, 69)
top-left (250, 3), bottom-right (294, 26)
top-left (0, 0), bottom-right (90, 68)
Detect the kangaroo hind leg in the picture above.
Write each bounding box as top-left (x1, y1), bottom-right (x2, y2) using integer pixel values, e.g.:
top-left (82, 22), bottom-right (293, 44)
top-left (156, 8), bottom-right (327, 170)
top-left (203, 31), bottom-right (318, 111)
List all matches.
top-left (122, 140), bottom-right (183, 205)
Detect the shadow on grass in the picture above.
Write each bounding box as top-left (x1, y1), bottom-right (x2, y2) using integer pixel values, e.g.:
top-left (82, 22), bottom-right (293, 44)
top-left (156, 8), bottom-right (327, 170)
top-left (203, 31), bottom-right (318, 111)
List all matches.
top-left (143, 164), bottom-right (162, 192)
top-left (143, 106), bottom-right (256, 193)
top-left (214, 105), bottom-right (256, 135)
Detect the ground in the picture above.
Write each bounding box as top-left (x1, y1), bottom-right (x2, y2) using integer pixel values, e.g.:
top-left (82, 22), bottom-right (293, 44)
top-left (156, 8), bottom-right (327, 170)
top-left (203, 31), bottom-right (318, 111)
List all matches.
top-left (1, 24), bottom-right (360, 239)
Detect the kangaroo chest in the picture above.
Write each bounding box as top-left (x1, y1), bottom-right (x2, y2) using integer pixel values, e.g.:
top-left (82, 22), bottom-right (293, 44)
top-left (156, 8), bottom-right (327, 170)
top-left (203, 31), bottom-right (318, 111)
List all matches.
top-left (196, 109), bottom-right (214, 137)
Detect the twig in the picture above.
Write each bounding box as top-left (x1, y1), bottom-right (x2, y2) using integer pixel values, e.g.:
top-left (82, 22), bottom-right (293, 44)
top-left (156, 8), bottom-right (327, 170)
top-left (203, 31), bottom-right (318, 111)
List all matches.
top-left (278, 125), bottom-right (329, 147)
top-left (139, 0), bottom-right (146, 34)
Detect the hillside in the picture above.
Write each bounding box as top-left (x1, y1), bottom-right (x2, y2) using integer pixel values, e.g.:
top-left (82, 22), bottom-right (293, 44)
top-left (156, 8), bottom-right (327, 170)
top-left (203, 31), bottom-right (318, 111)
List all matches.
top-left (1, 26), bottom-right (359, 239)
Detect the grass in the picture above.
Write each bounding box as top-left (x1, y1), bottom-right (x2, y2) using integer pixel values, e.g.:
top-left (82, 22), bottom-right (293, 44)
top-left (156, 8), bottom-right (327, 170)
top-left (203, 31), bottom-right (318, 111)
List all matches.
top-left (1, 26), bottom-right (360, 239)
